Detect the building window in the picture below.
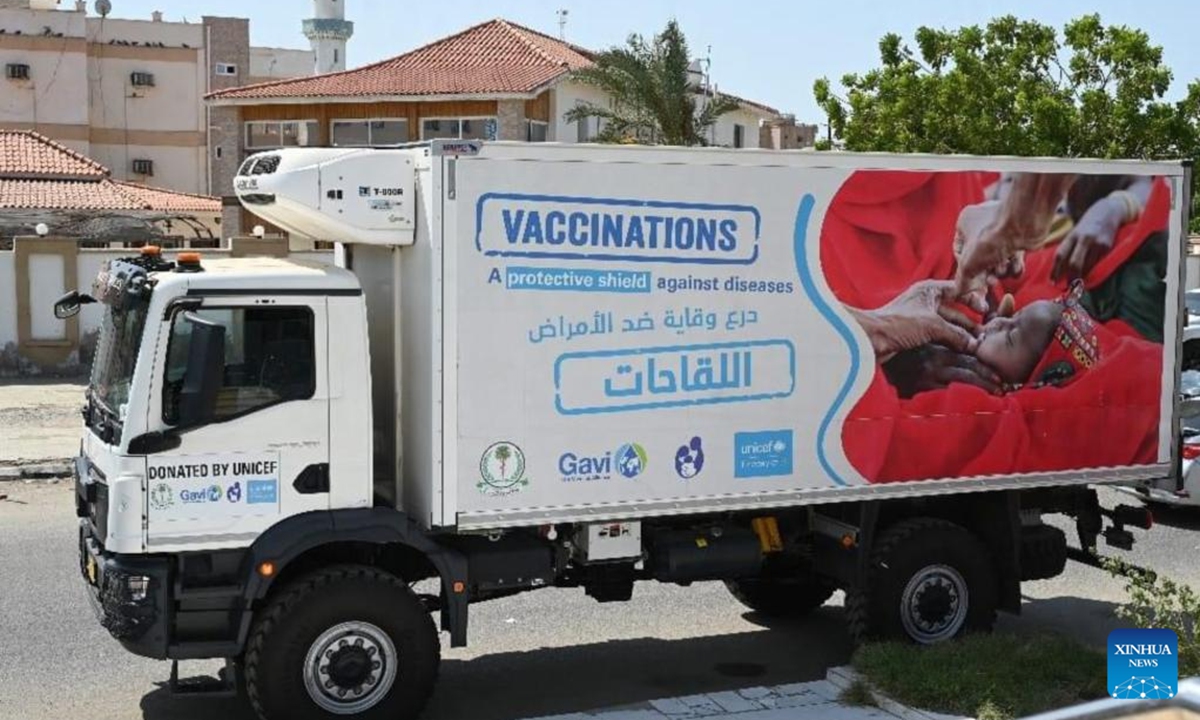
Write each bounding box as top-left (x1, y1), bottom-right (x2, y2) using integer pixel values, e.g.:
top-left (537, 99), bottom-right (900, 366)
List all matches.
top-left (526, 120), bottom-right (548, 142)
top-left (331, 119), bottom-right (409, 147)
top-left (6, 63), bottom-right (30, 80)
top-left (131, 158), bottom-right (154, 176)
top-left (733, 123), bottom-right (745, 149)
top-left (421, 117), bottom-right (497, 141)
top-left (333, 48), bottom-right (339, 64)
top-left (245, 120), bottom-right (319, 149)
top-left (215, 63), bottom-right (238, 76)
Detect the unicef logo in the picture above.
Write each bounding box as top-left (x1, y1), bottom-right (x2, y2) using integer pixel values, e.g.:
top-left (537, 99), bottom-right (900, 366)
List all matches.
top-left (772, 440), bottom-right (787, 453)
top-left (614, 443), bottom-right (647, 479)
top-left (674, 437), bottom-right (704, 479)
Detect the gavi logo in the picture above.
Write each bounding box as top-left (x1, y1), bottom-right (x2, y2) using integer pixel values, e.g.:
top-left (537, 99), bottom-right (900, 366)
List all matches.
top-left (1107, 628), bottom-right (1178, 699)
top-left (559, 443), bottom-right (648, 482)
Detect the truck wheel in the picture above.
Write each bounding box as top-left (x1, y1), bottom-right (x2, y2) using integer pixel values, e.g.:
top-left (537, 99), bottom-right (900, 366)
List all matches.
top-left (244, 565), bottom-right (439, 720)
top-left (725, 577), bottom-right (836, 617)
top-left (846, 518), bottom-right (997, 645)
top-left (1019, 524), bottom-right (1067, 581)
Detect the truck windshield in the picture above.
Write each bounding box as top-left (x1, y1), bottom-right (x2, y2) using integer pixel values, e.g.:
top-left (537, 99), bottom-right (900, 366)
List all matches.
top-left (89, 301), bottom-right (148, 421)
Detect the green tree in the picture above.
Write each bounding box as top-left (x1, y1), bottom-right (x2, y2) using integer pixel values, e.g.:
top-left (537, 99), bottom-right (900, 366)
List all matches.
top-left (565, 20), bottom-right (742, 146)
top-left (813, 15), bottom-right (1200, 231)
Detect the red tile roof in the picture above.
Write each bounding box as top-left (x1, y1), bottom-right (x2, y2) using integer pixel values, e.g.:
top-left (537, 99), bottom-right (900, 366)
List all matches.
top-left (714, 90), bottom-right (779, 116)
top-left (0, 129), bottom-right (107, 179)
top-left (0, 130), bottom-right (219, 213)
top-left (112, 182), bottom-right (221, 213)
top-left (208, 19), bottom-right (594, 101)
top-left (0, 178), bottom-right (144, 210)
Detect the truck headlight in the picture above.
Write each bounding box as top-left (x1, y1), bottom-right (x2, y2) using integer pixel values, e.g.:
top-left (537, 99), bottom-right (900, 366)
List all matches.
top-left (125, 575), bottom-right (150, 602)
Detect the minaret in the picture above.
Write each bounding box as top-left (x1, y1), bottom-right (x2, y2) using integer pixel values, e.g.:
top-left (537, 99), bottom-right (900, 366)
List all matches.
top-left (302, 0), bottom-right (353, 75)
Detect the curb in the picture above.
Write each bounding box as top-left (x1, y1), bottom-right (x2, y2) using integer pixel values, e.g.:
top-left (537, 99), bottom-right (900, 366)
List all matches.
top-left (0, 459), bottom-right (73, 481)
top-left (529, 672), bottom-right (940, 720)
top-left (825, 666), bottom-right (972, 720)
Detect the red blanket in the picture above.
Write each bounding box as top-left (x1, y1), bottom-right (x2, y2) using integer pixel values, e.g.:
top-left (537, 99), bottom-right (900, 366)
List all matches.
top-left (819, 171), bottom-right (1168, 483)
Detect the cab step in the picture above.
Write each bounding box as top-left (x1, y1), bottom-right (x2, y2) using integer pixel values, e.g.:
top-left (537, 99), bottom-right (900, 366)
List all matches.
top-left (168, 658), bottom-right (239, 697)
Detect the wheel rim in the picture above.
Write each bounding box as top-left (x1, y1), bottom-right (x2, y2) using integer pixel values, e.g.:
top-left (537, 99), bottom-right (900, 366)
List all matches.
top-left (303, 620), bottom-right (398, 715)
top-left (899, 564), bottom-right (968, 644)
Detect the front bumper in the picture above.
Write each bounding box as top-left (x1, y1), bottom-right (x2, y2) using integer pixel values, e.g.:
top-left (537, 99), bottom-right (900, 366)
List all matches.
top-left (78, 520), bottom-right (172, 659)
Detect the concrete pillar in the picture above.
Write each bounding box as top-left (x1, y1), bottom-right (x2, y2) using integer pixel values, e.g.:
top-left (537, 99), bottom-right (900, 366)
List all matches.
top-left (203, 17), bottom-right (250, 240)
top-left (497, 100), bottom-right (526, 141)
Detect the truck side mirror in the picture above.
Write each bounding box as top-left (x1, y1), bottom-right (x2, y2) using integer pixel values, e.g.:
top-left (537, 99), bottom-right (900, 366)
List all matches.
top-left (177, 311), bottom-right (225, 429)
top-left (54, 290), bottom-right (95, 319)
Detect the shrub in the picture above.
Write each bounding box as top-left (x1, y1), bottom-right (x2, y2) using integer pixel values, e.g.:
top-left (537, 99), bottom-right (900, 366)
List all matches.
top-left (1105, 557), bottom-right (1200, 677)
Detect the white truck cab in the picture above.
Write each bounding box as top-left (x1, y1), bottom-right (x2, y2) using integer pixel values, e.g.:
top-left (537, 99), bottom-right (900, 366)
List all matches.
top-left (78, 253), bottom-right (372, 556)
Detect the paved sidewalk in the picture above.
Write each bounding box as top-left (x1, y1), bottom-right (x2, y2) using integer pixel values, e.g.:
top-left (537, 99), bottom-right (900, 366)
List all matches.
top-left (528, 668), bottom-right (946, 720)
top-left (0, 379), bottom-right (83, 468)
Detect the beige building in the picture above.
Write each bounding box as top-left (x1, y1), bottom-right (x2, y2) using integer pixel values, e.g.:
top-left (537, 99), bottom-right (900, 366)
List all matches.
top-left (761, 114), bottom-right (818, 151)
top-left (0, 0), bottom-right (312, 196)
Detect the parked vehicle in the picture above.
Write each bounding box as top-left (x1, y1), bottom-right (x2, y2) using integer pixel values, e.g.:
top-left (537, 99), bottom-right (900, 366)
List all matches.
top-left (1120, 370), bottom-right (1200, 508)
top-left (1184, 290), bottom-right (1200, 370)
top-left (65, 142), bottom-right (1186, 720)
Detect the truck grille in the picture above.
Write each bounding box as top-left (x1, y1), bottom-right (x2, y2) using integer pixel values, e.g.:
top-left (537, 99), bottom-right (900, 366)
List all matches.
top-left (75, 458), bottom-right (108, 543)
top-left (90, 481), bottom-right (109, 542)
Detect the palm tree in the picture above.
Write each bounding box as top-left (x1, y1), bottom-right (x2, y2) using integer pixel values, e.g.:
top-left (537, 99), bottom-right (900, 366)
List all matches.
top-left (494, 444), bottom-right (511, 477)
top-left (565, 20), bottom-right (742, 147)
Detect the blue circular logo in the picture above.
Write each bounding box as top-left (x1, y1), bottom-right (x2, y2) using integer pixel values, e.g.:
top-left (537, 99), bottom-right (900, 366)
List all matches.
top-left (614, 443), bottom-right (647, 479)
top-left (675, 437), bottom-right (704, 479)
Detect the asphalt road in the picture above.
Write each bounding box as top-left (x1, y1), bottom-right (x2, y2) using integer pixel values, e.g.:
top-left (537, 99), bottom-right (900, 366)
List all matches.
top-left (1, 482), bottom-right (1197, 720)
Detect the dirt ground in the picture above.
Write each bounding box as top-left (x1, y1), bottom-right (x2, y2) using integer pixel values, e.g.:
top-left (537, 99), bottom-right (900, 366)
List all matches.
top-left (0, 379), bottom-right (85, 464)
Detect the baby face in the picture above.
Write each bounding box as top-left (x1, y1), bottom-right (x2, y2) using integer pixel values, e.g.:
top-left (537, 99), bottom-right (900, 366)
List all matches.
top-left (974, 300), bottom-right (1064, 384)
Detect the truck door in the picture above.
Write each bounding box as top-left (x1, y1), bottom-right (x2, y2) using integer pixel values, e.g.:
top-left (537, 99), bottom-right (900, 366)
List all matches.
top-left (142, 296), bottom-right (330, 551)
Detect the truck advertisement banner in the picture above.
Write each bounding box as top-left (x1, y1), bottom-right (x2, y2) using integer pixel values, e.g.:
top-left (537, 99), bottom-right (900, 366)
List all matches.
top-left (454, 156), bottom-right (1176, 517)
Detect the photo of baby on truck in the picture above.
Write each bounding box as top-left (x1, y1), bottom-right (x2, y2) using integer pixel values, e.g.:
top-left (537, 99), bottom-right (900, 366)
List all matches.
top-left (822, 169), bottom-right (1171, 483)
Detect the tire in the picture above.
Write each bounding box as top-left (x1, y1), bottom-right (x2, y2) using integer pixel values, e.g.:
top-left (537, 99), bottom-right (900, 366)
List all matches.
top-left (725, 576), bottom-right (836, 618)
top-left (846, 518), bottom-right (997, 645)
top-left (244, 565), bottom-right (440, 720)
top-left (1019, 524), bottom-right (1067, 581)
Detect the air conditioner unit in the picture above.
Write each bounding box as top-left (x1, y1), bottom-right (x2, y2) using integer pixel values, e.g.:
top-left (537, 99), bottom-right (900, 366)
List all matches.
top-left (130, 71), bottom-right (155, 87)
top-left (132, 159), bottom-right (154, 176)
top-left (6, 64), bottom-right (31, 81)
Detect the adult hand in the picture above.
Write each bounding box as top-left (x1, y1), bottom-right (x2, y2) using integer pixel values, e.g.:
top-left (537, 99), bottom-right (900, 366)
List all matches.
top-left (849, 279), bottom-right (985, 363)
top-left (953, 201), bottom-right (1024, 300)
top-left (883, 344), bottom-right (1003, 398)
top-left (954, 173), bottom-right (1076, 296)
top-left (983, 292), bottom-right (1016, 324)
top-left (1051, 195), bottom-right (1124, 282)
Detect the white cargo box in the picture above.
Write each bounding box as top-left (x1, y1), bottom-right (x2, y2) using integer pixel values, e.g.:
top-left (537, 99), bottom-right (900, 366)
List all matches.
top-left (349, 142), bottom-right (1187, 532)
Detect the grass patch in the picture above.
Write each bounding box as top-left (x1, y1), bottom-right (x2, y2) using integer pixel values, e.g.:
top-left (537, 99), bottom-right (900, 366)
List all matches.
top-left (853, 633), bottom-right (1107, 720)
top-left (839, 678), bottom-right (877, 707)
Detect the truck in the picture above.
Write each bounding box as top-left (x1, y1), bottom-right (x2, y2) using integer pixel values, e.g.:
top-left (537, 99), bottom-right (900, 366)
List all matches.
top-left (66, 140), bottom-right (1188, 720)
